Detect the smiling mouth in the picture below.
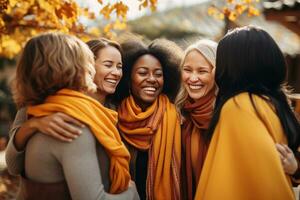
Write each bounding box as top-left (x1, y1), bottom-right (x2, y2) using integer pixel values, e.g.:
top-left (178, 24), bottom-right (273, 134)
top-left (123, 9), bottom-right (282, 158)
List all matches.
top-left (105, 78), bottom-right (118, 85)
top-left (143, 86), bottom-right (157, 95)
top-left (188, 84), bottom-right (203, 90)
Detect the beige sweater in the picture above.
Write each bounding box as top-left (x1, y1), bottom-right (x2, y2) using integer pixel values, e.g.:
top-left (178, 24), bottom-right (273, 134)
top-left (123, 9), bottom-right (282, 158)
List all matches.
top-left (5, 108), bottom-right (139, 200)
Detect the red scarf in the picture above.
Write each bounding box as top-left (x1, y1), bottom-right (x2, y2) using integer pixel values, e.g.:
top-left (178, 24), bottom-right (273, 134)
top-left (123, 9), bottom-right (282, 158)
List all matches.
top-left (182, 87), bottom-right (216, 200)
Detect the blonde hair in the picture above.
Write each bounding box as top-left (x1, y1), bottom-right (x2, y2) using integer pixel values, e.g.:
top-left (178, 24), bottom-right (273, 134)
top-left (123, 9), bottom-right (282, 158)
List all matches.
top-left (12, 32), bottom-right (96, 108)
top-left (175, 39), bottom-right (217, 115)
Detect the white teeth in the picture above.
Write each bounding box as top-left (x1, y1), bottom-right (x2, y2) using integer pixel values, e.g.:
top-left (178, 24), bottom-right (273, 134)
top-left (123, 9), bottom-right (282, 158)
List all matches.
top-left (189, 84), bottom-right (202, 90)
top-left (144, 87), bottom-right (156, 91)
top-left (143, 87), bottom-right (156, 95)
top-left (106, 79), bottom-right (117, 84)
top-left (144, 91), bottom-right (155, 95)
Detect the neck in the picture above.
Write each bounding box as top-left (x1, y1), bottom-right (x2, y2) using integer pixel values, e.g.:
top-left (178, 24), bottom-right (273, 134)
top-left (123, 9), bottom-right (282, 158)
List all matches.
top-left (133, 96), bottom-right (151, 111)
top-left (88, 90), bottom-right (106, 104)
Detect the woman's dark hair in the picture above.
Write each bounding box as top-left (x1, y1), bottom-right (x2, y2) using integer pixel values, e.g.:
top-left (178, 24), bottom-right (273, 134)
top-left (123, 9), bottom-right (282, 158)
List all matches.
top-left (113, 37), bottom-right (183, 105)
top-left (207, 25), bottom-right (300, 152)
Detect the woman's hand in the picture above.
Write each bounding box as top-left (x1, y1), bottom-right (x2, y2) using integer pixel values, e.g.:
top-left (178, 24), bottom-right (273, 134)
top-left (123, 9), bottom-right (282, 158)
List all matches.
top-left (31, 112), bottom-right (84, 142)
top-left (276, 143), bottom-right (298, 175)
top-left (14, 112), bottom-right (84, 151)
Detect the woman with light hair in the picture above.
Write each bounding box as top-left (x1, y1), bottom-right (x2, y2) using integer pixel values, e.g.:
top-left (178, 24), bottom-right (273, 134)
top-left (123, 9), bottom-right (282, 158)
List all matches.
top-left (6, 33), bottom-right (138, 200)
top-left (175, 39), bottom-right (218, 200)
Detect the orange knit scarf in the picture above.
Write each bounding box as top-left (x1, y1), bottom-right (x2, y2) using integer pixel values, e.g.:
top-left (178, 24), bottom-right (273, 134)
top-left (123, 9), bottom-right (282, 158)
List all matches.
top-left (182, 87), bottom-right (216, 200)
top-left (27, 89), bottom-right (131, 194)
top-left (118, 94), bottom-right (181, 200)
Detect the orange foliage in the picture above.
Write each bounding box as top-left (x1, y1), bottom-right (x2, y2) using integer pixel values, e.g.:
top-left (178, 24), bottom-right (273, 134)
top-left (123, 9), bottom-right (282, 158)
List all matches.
top-left (208, 0), bottom-right (260, 22)
top-left (0, 0), bottom-right (157, 58)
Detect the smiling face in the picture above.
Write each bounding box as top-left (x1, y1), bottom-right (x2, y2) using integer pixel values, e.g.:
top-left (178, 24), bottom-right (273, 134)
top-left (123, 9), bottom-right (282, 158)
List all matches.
top-left (182, 50), bottom-right (215, 101)
top-left (130, 54), bottom-right (164, 109)
top-left (94, 46), bottom-right (123, 96)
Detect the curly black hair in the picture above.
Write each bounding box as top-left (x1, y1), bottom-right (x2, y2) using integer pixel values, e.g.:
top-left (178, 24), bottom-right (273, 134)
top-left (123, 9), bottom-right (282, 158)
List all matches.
top-left (112, 37), bottom-right (183, 105)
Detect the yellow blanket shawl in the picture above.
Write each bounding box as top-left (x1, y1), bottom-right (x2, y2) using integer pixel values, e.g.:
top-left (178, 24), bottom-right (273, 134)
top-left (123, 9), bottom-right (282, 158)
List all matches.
top-left (27, 89), bottom-right (131, 194)
top-left (195, 92), bottom-right (294, 200)
top-left (118, 95), bottom-right (181, 200)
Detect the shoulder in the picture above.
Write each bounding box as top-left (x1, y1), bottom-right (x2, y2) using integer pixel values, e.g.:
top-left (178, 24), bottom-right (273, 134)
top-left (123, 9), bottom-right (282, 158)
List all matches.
top-left (32, 127), bottom-right (97, 152)
top-left (222, 92), bottom-right (271, 111)
top-left (221, 92), bottom-right (272, 117)
top-left (14, 107), bottom-right (28, 122)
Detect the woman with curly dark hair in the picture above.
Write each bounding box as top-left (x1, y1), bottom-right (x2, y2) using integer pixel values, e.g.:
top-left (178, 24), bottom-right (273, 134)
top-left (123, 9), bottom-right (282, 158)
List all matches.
top-left (115, 37), bottom-right (183, 200)
top-left (195, 26), bottom-right (300, 200)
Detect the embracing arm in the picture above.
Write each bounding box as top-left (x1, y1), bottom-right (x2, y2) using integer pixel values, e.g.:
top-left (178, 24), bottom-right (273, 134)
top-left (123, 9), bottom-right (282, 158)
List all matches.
top-left (56, 127), bottom-right (139, 200)
top-left (276, 144), bottom-right (298, 176)
top-left (5, 108), bottom-right (28, 175)
top-left (5, 109), bottom-right (84, 175)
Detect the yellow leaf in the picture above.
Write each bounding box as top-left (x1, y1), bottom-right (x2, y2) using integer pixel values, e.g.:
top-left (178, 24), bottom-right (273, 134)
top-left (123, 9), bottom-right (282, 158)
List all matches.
top-left (98, 0), bottom-right (103, 4)
top-left (9, 0), bottom-right (17, 7)
top-left (248, 6), bottom-right (260, 16)
top-left (228, 11), bottom-right (237, 21)
top-left (1, 37), bottom-right (22, 58)
top-left (139, 0), bottom-right (148, 10)
top-left (222, 7), bottom-right (231, 17)
top-left (150, 0), bottom-right (157, 6)
top-left (38, 0), bottom-right (55, 13)
top-left (0, 18), bottom-right (4, 27)
top-left (114, 2), bottom-right (128, 18)
top-left (218, 13), bottom-right (224, 20)
top-left (113, 19), bottom-right (126, 30)
top-left (235, 4), bottom-right (247, 14)
top-left (88, 27), bottom-right (101, 36)
top-left (104, 23), bottom-right (112, 33)
top-left (88, 12), bottom-right (96, 19)
top-left (79, 35), bottom-right (90, 42)
top-left (30, 29), bottom-right (38, 36)
top-left (150, 0), bottom-right (157, 11)
top-left (208, 7), bottom-right (217, 16)
top-left (100, 3), bottom-right (112, 19)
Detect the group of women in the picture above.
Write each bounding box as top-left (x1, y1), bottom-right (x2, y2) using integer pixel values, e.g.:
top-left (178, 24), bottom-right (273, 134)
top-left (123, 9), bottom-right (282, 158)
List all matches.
top-left (5, 25), bottom-right (300, 200)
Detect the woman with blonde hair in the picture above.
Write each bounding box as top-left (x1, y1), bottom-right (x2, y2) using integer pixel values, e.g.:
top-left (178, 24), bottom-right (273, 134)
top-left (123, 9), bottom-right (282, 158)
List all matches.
top-left (6, 34), bottom-right (138, 200)
top-left (175, 39), bottom-right (217, 200)
top-left (177, 38), bottom-right (300, 200)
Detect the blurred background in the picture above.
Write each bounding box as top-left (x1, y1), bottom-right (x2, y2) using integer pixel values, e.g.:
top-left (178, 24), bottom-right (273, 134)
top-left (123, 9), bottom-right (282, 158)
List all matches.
top-left (0, 0), bottom-right (299, 199)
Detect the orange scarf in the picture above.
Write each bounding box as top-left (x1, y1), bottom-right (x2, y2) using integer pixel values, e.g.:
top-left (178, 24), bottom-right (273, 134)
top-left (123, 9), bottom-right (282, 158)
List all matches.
top-left (295, 99), bottom-right (300, 115)
top-left (182, 87), bottom-right (216, 200)
top-left (27, 89), bottom-right (131, 194)
top-left (118, 95), bottom-right (181, 200)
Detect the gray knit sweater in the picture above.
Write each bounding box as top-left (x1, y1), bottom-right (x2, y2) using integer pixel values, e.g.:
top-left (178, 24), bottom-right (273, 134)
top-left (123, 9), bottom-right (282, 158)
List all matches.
top-left (5, 108), bottom-right (139, 200)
